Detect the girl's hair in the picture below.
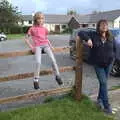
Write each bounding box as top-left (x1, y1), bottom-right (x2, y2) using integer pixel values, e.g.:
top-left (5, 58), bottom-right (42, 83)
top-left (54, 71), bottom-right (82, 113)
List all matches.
top-left (96, 19), bottom-right (113, 40)
top-left (33, 12), bottom-right (44, 25)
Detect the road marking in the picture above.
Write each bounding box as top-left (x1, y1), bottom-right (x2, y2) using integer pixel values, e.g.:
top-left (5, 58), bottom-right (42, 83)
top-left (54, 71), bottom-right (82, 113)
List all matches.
top-left (117, 106), bottom-right (120, 109)
top-left (112, 111), bottom-right (116, 114)
top-left (112, 108), bottom-right (118, 112)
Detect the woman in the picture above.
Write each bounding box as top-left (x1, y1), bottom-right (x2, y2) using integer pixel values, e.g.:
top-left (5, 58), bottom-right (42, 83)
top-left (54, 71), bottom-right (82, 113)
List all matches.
top-left (78, 19), bottom-right (116, 114)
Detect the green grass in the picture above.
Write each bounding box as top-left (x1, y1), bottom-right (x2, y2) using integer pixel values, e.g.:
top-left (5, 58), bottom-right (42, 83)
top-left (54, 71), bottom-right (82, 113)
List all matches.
top-left (7, 33), bottom-right (70, 40)
top-left (109, 85), bottom-right (120, 91)
top-left (0, 96), bottom-right (114, 120)
top-left (7, 34), bottom-right (25, 40)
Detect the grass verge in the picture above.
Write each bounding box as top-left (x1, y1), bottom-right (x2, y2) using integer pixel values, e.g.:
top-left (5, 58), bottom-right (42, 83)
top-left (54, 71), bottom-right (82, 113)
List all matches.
top-left (0, 95), bottom-right (114, 120)
top-left (7, 34), bottom-right (25, 40)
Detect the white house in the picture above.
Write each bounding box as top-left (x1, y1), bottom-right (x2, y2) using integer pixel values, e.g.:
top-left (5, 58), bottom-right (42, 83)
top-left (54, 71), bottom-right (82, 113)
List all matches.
top-left (20, 14), bottom-right (72, 33)
top-left (19, 9), bottom-right (120, 32)
top-left (68, 9), bottom-right (120, 29)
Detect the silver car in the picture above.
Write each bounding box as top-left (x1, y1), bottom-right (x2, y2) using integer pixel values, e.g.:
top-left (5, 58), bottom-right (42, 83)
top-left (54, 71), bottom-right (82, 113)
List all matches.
top-left (0, 32), bottom-right (7, 41)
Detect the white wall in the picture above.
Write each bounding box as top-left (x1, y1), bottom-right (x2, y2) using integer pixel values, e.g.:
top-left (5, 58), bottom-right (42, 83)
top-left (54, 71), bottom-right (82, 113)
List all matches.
top-left (45, 24), bottom-right (68, 32)
top-left (114, 16), bottom-right (120, 28)
top-left (21, 21), bottom-right (68, 32)
top-left (23, 21), bottom-right (33, 26)
top-left (18, 22), bottom-right (22, 26)
top-left (108, 21), bottom-right (114, 28)
top-left (44, 24), bottom-right (55, 32)
top-left (88, 22), bottom-right (114, 29)
top-left (88, 23), bottom-right (96, 28)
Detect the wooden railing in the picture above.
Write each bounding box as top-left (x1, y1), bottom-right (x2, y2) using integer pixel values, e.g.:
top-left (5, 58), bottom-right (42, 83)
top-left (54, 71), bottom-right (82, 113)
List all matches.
top-left (0, 38), bottom-right (83, 104)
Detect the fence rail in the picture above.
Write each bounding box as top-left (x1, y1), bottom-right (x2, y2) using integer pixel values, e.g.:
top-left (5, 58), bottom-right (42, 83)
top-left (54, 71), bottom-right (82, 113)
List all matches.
top-left (0, 87), bottom-right (72, 104)
top-left (0, 66), bottom-right (75, 82)
top-left (0, 46), bottom-right (70, 58)
top-left (0, 38), bottom-right (83, 104)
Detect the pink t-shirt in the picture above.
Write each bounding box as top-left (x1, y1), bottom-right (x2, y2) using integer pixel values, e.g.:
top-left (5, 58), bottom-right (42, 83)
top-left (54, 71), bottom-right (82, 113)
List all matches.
top-left (27, 25), bottom-right (49, 47)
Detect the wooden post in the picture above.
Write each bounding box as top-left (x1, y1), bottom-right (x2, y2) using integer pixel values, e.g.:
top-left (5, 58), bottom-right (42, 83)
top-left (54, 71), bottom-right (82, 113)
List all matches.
top-left (75, 36), bottom-right (83, 100)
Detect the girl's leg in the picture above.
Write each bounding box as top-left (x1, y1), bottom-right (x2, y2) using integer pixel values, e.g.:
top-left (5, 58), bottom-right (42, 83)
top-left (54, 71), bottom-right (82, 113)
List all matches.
top-left (44, 46), bottom-right (63, 85)
top-left (33, 46), bottom-right (42, 89)
top-left (44, 46), bottom-right (59, 76)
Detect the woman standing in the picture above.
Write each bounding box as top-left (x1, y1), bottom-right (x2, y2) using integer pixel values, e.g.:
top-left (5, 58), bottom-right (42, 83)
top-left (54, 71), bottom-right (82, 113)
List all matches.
top-left (78, 19), bottom-right (116, 114)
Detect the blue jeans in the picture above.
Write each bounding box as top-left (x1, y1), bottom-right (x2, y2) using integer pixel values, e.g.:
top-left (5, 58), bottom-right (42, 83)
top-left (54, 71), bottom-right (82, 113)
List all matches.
top-left (94, 64), bottom-right (113, 109)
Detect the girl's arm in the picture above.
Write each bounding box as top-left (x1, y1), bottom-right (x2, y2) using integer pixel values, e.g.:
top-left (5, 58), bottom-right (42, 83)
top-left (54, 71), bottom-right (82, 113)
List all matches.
top-left (48, 40), bottom-right (54, 50)
top-left (24, 35), bottom-right (35, 52)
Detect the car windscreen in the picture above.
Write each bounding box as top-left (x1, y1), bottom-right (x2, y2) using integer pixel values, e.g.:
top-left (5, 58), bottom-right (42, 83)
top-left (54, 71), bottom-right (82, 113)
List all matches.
top-left (111, 29), bottom-right (120, 37)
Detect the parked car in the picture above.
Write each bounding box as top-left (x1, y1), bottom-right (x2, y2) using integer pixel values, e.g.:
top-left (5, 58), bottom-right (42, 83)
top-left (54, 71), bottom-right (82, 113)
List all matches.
top-left (0, 32), bottom-right (7, 41)
top-left (69, 28), bottom-right (120, 76)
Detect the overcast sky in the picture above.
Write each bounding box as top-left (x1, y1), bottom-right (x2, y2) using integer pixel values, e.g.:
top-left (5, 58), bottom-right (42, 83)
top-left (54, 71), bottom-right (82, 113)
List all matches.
top-left (8, 0), bottom-right (120, 15)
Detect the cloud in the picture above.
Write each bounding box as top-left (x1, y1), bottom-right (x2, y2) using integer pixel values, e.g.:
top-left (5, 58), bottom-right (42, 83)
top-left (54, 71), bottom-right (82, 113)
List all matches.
top-left (33, 0), bottom-right (48, 12)
top-left (10, 0), bottom-right (120, 14)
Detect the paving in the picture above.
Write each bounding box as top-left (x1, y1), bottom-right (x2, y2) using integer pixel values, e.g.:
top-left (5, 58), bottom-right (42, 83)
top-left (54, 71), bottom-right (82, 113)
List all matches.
top-left (0, 35), bottom-right (120, 119)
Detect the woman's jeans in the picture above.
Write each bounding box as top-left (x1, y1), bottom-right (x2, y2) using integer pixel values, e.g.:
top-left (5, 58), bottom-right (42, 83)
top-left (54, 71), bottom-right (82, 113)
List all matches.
top-left (94, 64), bottom-right (113, 109)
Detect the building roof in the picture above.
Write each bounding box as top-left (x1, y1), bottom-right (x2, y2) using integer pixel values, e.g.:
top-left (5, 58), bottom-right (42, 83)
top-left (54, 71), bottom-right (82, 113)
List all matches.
top-left (22, 9), bottom-right (120, 24)
top-left (89, 9), bottom-right (120, 23)
top-left (22, 15), bottom-right (32, 21)
top-left (22, 14), bottom-right (72, 24)
top-left (73, 9), bottom-right (120, 23)
top-left (45, 14), bottom-right (71, 24)
top-left (74, 15), bottom-right (91, 24)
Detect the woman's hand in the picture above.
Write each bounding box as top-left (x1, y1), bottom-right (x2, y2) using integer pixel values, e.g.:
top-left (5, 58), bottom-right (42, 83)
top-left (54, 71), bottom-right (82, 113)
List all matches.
top-left (87, 39), bottom-right (93, 48)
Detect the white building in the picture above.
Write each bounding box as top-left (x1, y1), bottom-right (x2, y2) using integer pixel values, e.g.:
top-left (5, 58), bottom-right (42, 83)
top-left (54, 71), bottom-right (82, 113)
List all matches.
top-left (20, 14), bottom-right (72, 33)
top-left (19, 9), bottom-right (120, 32)
top-left (68, 9), bottom-right (120, 29)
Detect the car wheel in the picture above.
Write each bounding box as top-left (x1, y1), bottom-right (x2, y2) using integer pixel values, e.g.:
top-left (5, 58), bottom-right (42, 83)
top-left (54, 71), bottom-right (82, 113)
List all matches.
top-left (110, 60), bottom-right (120, 77)
top-left (0, 37), bottom-right (5, 41)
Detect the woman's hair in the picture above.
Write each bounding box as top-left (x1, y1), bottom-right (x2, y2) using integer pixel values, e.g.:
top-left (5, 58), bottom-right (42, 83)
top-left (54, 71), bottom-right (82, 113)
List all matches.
top-left (96, 19), bottom-right (113, 40)
top-left (33, 12), bottom-right (44, 25)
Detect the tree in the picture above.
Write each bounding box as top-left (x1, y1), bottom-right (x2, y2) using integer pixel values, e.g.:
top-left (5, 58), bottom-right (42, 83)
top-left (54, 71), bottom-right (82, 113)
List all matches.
top-left (67, 9), bottom-right (77, 15)
top-left (0, 0), bottom-right (21, 33)
top-left (92, 10), bottom-right (101, 14)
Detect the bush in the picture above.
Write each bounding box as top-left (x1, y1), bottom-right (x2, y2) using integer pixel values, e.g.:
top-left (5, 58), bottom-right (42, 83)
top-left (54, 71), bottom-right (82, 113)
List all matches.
top-left (9, 26), bottom-right (23, 34)
top-left (0, 26), bottom-right (31, 34)
top-left (22, 26), bottom-right (31, 33)
top-left (62, 27), bottom-right (73, 34)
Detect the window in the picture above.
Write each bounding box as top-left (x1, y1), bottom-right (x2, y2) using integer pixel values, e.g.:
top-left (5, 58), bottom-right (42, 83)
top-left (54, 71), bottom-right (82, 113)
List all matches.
top-left (82, 24), bottom-right (88, 27)
top-left (92, 24), bottom-right (95, 27)
top-left (62, 25), bottom-right (67, 29)
top-left (29, 20), bottom-right (32, 24)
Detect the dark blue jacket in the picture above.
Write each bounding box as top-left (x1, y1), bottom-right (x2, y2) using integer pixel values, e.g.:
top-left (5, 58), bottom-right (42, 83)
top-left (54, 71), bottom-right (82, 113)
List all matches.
top-left (78, 31), bottom-right (116, 67)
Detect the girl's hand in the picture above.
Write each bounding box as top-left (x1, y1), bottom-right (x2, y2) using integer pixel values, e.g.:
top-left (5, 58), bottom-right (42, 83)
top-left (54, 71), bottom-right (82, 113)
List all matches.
top-left (31, 47), bottom-right (36, 53)
top-left (87, 39), bottom-right (93, 48)
top-left (51, 47), bottom-right (54, 51)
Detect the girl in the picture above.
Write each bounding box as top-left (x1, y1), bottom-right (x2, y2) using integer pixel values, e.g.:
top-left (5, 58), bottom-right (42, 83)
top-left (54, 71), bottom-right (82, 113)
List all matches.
top-left (78, 19), bottom-right (116, 114)
top-left (25, 12), bottom-right (63, 89)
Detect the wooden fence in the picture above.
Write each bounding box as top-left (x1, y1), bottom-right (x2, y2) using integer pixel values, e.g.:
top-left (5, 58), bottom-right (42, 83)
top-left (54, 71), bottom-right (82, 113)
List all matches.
top-left (0, 38), bottom-right (83, 104)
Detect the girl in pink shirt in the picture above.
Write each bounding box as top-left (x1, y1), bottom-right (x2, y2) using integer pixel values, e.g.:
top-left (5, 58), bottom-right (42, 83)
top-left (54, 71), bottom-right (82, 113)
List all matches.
top-left (25, 12), bottom-right (63, 89)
